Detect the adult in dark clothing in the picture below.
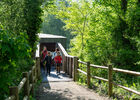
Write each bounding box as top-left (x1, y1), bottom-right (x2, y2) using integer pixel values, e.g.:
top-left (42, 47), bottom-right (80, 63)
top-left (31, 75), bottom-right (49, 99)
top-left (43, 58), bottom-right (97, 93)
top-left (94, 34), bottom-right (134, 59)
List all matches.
top-left (43, 51), bottom-right (52, 75)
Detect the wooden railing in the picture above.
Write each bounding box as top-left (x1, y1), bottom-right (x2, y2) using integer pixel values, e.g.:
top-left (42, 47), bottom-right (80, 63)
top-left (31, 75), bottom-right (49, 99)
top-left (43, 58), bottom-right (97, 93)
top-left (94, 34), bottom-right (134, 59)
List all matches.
top-left (77, 59), bottom-right (140, 97)
top-left (57, 43), bottom-right (140, 97)
top-left (5, 57), bottom-right (40, 100)
top-left (57, 43), bottom-right (74, 78)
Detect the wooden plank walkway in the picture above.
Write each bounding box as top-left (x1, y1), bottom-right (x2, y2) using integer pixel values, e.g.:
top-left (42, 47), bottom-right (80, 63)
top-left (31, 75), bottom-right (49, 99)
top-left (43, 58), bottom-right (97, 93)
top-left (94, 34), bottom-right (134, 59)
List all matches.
top-left (41, 66), bottom-right (73, 82)
top-left (35, 66), bottom-right (110, 100)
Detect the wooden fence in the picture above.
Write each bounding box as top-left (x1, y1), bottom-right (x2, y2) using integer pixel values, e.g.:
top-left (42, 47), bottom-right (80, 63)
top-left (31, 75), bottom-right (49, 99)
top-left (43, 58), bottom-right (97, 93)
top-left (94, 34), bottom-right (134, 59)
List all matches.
top-left (5, 57), bottom-right (40, 100)
top-left (77, 59), bottom-right (140, 97)
top-left (57, 43), bottom-right (140, 97)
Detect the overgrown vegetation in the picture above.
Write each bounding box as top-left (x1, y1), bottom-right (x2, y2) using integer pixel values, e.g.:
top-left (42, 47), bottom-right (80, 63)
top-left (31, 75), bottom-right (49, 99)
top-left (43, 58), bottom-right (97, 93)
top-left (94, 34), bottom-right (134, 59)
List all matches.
top-left (0, 0), bottom-right (42, 99)
top-left (42, 0), bottom-right (140, 99)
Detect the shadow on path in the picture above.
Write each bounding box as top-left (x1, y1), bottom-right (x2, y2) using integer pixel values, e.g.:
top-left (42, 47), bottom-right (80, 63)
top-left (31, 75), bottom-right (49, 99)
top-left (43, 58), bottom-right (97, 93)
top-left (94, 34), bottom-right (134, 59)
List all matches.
top-left (36, 66), bottom-right (73, 100)
top-left (35, 66), bottom-right (109, 100)
top-left (41, 66), bottom-right (72, 83)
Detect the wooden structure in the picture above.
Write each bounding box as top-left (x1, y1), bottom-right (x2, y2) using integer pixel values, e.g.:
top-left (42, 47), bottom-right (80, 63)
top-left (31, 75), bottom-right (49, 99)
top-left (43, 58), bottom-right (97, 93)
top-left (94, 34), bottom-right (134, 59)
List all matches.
top-left (5, 58), bottom-right (40, 100)
top-left (57, 43), bottom-right (140, 97)
top-left (5, 42), bottom-right (140, 100)
top-left (38, 33), bottom-right (67, 52)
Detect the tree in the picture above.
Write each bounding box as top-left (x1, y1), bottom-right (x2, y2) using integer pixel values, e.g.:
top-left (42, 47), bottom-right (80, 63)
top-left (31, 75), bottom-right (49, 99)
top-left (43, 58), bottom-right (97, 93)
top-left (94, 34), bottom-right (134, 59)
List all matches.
top-left (23, 0), bottom-right (43, 48)
top-left (0, 0), bottom-right (43, 99)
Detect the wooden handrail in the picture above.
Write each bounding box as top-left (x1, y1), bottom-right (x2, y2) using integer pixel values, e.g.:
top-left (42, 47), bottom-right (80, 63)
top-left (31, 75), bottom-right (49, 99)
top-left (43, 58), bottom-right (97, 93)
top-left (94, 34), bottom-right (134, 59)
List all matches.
top-left (18, 78), bottom-right (27, 93)
top-left (77, 68), bottom-right (87, 75)
top-left (90, 64), bottom-right (140, 76)
top-left (57, 43), bottom-right (140, 97)
top-left (67, 55), bottom-right (74, 58)
top-left (113, 82), bottom-right (140, 95)
top-left (78, 60), bottom-right (87, 65)
top-left (92, 76), bottom-right (108, 82)
top-left (90, 64), bottom-right (108, 69)
top-left (75, 59), bottom-right (140, 97)
top-left (5, 57), bottom-right (40, 100)
top-left (57, 43), bottom-right (69, 56)
top-left (113, 68), bottom-right (140, 76)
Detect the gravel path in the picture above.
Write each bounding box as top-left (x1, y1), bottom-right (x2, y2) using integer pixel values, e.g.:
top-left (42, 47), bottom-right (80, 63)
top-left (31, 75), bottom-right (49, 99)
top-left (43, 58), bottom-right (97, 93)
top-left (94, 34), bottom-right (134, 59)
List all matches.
top-left (35, 67), bottom-right (110, 100)
top-left (35, 81), bottom-right (110, 100)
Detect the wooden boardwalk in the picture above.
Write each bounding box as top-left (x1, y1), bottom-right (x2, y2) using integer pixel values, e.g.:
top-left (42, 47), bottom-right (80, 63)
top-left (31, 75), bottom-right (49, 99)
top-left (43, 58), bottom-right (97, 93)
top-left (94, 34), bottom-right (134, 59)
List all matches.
top-left (41, 66), bottom-right (73, 82)
top-left (35, 67), bottom-right (110, 100)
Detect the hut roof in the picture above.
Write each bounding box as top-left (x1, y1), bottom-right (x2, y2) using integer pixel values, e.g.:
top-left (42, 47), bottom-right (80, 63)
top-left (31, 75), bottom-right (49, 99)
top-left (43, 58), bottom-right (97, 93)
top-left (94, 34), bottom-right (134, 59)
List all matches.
top-left (38, 33), bottom-right (66, 39)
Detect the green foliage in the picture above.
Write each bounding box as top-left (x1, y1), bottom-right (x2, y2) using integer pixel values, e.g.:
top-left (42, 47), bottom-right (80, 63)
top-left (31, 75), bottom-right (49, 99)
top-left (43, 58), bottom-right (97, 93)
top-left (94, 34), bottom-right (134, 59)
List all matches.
top-left (0, 26), bottom-right (33, 99)
top-left (40, 14), bottom-right (72, 48)
top-left (0, 0), bottom-right (43, 48)
top-left (23, 0), bottom-right (43, 48)
top-left (48, 0), bottom-right (140, 99)
top-left (0, 0), bottom-right (43, 99)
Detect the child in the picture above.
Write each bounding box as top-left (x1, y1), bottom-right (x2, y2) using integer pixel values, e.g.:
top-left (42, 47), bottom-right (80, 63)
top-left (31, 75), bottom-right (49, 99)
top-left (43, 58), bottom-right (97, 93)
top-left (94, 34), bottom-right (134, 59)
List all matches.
top-left (54, 51), bottom-right (62, 74)
top-left (43, 51), bottom-right (52, 76)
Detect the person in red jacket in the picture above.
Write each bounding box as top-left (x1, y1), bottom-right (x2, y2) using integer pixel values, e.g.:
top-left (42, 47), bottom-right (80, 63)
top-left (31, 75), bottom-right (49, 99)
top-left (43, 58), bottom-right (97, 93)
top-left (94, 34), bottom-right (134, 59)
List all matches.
top-left (41, 46), bottom-right (48, 71)
top-left (54, 51), bottom-right (62, 74)
top-left (42, 46), bottom-right (48, 60)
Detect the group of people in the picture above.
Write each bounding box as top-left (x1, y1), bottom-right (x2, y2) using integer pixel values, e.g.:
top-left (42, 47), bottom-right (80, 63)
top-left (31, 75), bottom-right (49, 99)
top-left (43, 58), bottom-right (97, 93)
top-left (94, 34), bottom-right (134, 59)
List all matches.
top-left (41, 46), bottom-right (62, 76)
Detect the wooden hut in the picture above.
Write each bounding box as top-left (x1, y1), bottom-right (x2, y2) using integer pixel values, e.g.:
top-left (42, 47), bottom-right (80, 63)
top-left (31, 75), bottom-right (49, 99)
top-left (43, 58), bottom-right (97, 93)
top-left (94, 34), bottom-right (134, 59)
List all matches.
top-left (36, 33), bottom-right (67, 57)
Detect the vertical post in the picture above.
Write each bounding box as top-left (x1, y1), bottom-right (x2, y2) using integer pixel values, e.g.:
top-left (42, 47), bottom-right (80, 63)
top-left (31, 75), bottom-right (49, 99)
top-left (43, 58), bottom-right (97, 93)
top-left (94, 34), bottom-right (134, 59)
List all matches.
top-left (69, 57), bottom-right (72, 78)
top-left (23, 72), bottom-right (29, 97)
top-left (73, 57), bottom-right (78, 81)
top-left (36, 57), bottom-right (40, 80)
top-left (67, 57), bottom-right (69, 75)
top-left (71, 57), bottom-right (73, 78)
top-left (64, 56), bottom-right (67, 72)
top-left (34, 64), bottom-right (37, 82)
top-left (62, 55), bottom-right (65, 71)
top-left (9, 86), bottom-right (19, 100)
top-left (65, 56), bottom-right (68, 73)
top-left (32, 66), bottom-right (35, 83)
top-left (30, 69), bottom-right (34, 96)
top-left (87, 62), bottom-right (90, 88)
top-left (108, 64), bottom-right (113, 97)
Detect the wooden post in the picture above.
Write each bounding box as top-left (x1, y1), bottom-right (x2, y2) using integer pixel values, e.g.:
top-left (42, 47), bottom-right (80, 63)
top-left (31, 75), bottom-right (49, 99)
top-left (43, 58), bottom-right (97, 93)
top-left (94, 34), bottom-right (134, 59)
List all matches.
top-left (36, 57), bottom-right (40, 80)
top-left (64, 56), bottom-right (67, 72)
top-left (71, 57), bottom-right (73, 78)
top-left (108, 64), bottom-right (113, 97)
top-left (9, 86), bottom-right (19, 100)
top-left (36, 58), bottom-right (38, 81)
top-left (34, 66), bottom-right (36, 82)
top-left (67, 57), bottom-right (69, 75)
top-left (38, 57), bottom-right (41, 80)
top-left (69, 57), bottom-right (72, 78)
top-left (73, 57), bottom-right (78, 81)
top-left (23, 72), bottom-right (29, 97)
top-left (87, 62), bottom-right (90, 88)
top-left (32, 66), bottom-right (35, 83)
top-left (30, 69), bottom-right (34, 96)
top-left (62, 55), bottom-right (65, 71)
top-left (66, 56), bottom-right (68, 74)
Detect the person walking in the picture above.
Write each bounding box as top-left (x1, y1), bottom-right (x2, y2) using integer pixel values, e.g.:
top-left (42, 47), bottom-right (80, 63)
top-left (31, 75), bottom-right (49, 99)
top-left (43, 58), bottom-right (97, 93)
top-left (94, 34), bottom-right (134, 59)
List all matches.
top-left (54, 51), bottom-right (62, 74)
top-left (41, 46), bottom-right (48, 71)
top-left (43, 51), bottom-right (52, 76)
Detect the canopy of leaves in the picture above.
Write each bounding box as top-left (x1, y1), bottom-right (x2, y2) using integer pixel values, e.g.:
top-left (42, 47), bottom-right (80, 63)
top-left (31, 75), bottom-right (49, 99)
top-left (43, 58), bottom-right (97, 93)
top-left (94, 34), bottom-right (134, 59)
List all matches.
top-left (46, 0), bottom-right (140, 98)
top-left (0, 0), bottom-right (43, 99)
